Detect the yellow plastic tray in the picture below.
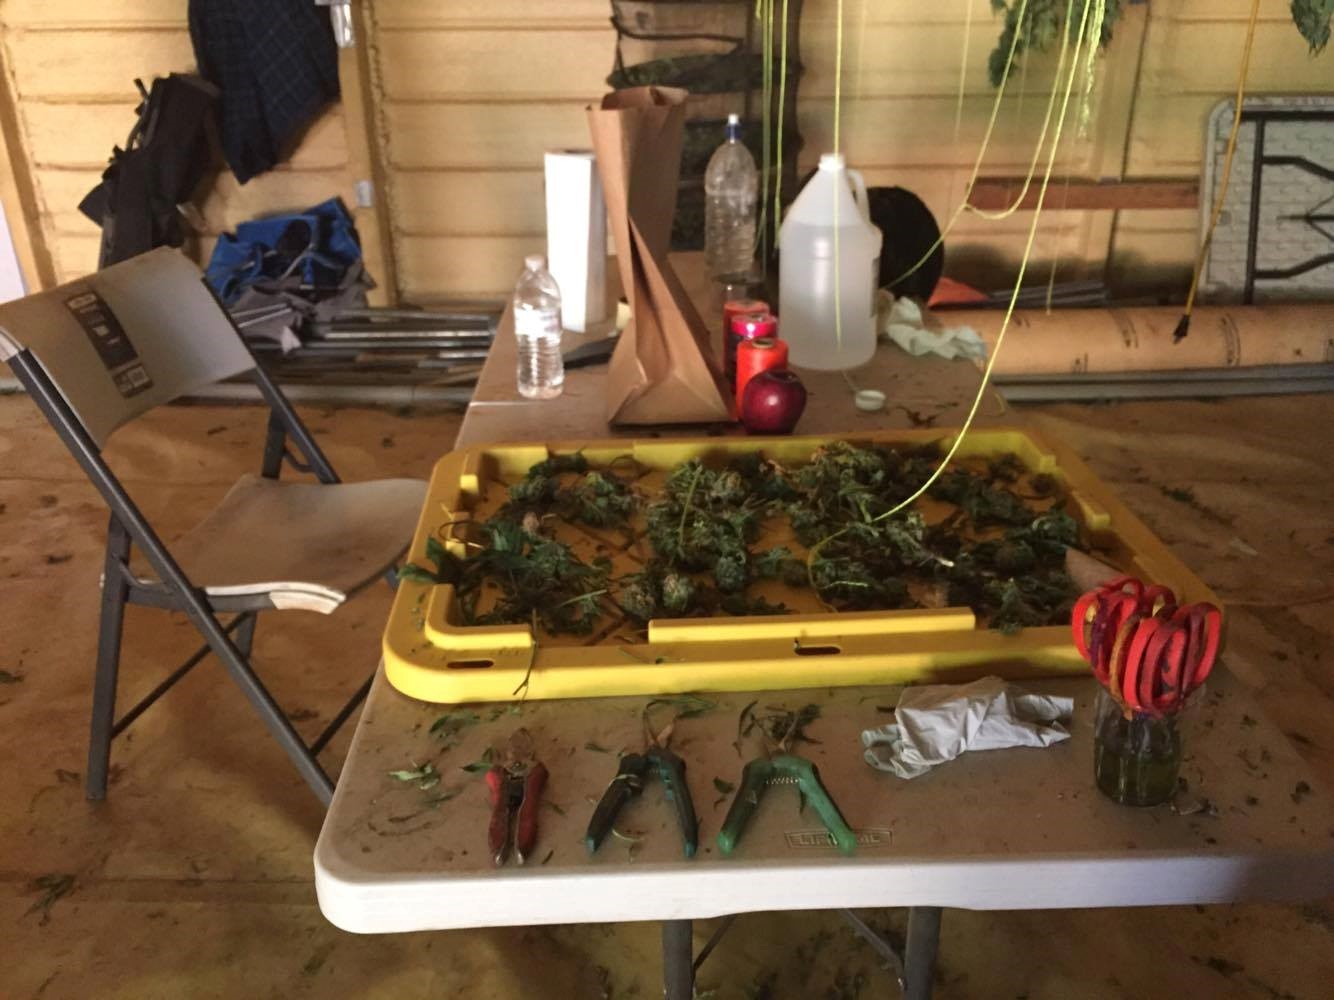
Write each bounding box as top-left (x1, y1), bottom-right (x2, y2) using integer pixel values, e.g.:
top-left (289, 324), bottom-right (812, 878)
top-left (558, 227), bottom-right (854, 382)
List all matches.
top-left (384, 427), bottom-right (1218, 703)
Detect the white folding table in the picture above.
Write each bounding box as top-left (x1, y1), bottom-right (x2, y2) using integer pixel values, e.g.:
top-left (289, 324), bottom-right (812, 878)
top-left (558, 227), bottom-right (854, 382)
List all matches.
top-left (315, 294), bottom-right (1334, 998)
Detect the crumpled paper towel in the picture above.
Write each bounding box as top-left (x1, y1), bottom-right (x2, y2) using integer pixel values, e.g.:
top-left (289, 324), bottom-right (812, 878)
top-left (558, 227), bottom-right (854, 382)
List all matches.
top-left (877, 291), bottom-right (987, 361)
top-left (861, 676), bottom-right (1072, 780)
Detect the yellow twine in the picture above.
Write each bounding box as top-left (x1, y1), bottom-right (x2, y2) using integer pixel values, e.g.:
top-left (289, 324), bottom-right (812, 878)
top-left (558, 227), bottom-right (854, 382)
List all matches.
top-left (966, 0), bottom-right (1077, 222)
top-left (759, 0), bottom-right (773, 265)
top-left (887, 0), bottom-right (1033, 289)
top-left (1182, 0), bottom-right (1262, 324)
top-left (806, 0), bottom-right (1095, 580)
top-left (832, 0), bottom-right (845, 352)
top-left (773, 0), bottom-right (791, 263)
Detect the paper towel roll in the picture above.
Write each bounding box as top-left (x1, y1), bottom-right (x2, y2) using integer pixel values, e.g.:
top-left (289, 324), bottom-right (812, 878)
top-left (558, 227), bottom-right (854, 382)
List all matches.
top-left (544, 150), bottom-right (608, 332)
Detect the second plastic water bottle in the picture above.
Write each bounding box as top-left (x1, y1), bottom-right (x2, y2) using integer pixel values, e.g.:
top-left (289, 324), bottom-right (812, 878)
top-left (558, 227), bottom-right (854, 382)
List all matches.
top-left (513, 254), bottom-right (565, 400)
top-left (704, 114), bottom-right (759, 281)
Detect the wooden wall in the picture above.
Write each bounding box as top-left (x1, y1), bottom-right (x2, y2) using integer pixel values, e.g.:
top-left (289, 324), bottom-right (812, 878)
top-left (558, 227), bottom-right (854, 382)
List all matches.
top-left (366, 0), bottom-right (1123, 302)
top-left (1109, 0), bottom-right (1332, 292)
top-left (0, 0), bottom-right (356, 287)
top-left (0, 0), bottom-right (1329, 302)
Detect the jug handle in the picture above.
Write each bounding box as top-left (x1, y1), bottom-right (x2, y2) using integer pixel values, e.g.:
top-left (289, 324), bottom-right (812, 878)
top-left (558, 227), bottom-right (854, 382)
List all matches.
top-left (847, 169), bottom-right (870, 220)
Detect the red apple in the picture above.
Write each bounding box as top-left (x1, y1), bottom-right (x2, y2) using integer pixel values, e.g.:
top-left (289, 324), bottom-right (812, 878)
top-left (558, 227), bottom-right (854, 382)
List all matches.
top-left (741, 369), bottom-right (807, 434)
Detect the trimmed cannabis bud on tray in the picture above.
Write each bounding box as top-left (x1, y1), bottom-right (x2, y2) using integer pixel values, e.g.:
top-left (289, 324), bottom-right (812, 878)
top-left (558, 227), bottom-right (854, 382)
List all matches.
top-left (404, 442), bottom-right (1097, 637)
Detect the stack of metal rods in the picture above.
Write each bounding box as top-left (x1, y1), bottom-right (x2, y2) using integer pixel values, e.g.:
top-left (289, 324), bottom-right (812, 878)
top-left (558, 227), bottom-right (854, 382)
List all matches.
top-left (240, 304), bottom-right (501, 392)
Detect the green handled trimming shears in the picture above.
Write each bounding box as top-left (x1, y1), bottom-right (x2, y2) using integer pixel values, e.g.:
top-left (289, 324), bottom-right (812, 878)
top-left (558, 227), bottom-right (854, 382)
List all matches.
top-left (585, 705), bottom-right (699, 858)
top-left (717, 705), bottom-right (857, 856)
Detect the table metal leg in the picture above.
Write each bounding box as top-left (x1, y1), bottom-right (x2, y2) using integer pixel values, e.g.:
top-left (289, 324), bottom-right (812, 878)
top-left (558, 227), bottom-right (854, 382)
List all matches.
top-left (902, 907), bottom-right (942, 1000)
top-left (662, 919), bottom-right (694, 1000)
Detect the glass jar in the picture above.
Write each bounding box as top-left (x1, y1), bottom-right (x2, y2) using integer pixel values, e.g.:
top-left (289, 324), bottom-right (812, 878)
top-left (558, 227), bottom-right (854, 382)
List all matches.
top-left (1092, 688), bottom-right (1183, 806)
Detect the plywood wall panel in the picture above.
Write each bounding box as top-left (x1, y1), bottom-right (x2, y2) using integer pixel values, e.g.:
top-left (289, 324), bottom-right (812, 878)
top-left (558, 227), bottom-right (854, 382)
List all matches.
top-left (385, 103), bottom-right (591, 171)
top-left (4, 1), bottom-right (187, 28)
top-left (392, 171), bottom-right (546, 237)
top-left (375, 0), bottom-right (609, 29)
top-left (6, 28), bottom-right (195, 100)
top-left (21, 100), bottom-right (349, 174)
top-left (378, 28), bottom-right (612, 103)
top-left (397, 234), bottom-right (537, 301)
top-left (0, 2), bottom-right (356, 289)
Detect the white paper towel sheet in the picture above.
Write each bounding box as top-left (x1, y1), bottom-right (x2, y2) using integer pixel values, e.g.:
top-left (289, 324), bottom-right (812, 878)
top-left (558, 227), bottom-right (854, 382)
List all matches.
top-left (862, 676), bottom-right (1073, 780)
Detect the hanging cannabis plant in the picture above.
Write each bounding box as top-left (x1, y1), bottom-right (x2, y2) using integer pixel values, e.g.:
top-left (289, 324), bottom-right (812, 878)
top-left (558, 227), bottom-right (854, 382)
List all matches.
top-left (987, 0), bottom-right (1331, 87)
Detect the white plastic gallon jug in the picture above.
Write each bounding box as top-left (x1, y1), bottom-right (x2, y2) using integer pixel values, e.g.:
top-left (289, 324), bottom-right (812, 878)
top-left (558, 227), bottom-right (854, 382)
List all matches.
top-left (778, 153), bottom-right (883, 371)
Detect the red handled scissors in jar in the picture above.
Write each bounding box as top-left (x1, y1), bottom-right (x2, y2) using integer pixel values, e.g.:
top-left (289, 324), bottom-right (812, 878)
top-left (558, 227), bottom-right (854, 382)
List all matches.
top-left (1072, 577), bottom-right (1221, 717)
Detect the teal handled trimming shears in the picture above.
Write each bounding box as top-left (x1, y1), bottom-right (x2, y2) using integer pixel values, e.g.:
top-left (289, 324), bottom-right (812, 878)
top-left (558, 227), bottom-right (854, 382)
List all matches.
top-left (717, 704), bottom-right (857, 856)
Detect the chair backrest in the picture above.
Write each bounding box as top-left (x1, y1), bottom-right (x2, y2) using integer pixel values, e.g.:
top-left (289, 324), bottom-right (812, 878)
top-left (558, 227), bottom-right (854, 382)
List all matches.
top-left (0, 248), bottom-right (254, 447)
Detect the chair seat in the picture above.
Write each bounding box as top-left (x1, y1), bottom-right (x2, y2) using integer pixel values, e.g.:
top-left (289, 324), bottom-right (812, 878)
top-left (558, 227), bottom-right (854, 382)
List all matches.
top-left (133, 474), bottom-right (427, 614)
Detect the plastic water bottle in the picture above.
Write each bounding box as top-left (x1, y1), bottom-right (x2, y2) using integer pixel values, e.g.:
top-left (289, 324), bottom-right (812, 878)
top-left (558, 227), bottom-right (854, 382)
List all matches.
top-left (513, 253), bottom-right (565, 399)
top-left (778, 153), bottom-right (883, 371)
top-left (704, 114), bottom-right (759, 281)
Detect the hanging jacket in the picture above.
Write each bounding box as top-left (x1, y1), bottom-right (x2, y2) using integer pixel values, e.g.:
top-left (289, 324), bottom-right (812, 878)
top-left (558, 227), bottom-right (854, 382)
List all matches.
top-left (188, 0), bottom-right (340, 184)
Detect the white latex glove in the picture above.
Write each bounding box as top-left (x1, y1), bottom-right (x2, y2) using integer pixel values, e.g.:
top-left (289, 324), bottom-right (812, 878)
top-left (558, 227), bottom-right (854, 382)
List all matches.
top-left (876, 290), bottom-right (987, 361)
top-left (862, 676), bottom-right (1073, 780)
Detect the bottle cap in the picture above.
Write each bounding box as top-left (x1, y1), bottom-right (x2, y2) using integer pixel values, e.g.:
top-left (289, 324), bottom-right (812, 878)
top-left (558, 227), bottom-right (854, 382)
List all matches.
top-left (819, 152), bottom-right (847, 171)
top-left (727, 113), bottom-right (741, 126)
top-left (524, 253), bottom-right (546, 272)
top-left (854, 389), bottom-right (886, 412)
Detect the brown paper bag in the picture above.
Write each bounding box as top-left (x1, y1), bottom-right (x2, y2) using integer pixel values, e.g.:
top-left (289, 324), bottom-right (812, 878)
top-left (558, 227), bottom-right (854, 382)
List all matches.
top-left (587, 87), bottom-right (732, 424)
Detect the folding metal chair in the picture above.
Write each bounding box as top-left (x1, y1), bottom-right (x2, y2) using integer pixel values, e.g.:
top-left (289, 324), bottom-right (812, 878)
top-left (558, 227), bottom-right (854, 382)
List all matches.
top-left (0, 248), bottom-right (427, 807)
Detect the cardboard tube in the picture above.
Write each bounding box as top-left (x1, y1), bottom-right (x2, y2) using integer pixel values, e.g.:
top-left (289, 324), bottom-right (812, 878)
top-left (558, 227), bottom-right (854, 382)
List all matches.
top-left (948, 304), bottom-right (1334, 375)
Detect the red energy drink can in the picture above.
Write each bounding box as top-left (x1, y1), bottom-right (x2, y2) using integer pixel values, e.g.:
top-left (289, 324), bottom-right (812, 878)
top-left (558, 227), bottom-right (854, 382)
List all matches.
top-left (735, 336), bottom-right (790, 411)
top-left (726, 310), bottom-right (777, 385)
top-left (722, 298), bottom-right (769, 382)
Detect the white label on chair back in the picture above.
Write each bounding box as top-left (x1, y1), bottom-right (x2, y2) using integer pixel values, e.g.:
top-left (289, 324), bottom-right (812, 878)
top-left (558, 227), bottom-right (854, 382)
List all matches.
top-left (0, 247), bottom-right (254, 445)
top-left (62, 290), bottom-right (154, 398)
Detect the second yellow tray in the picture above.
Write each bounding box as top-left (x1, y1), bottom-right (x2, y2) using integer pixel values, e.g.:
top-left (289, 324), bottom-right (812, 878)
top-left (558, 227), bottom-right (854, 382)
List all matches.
top-left (383, 427), bottom-right (1218, 703)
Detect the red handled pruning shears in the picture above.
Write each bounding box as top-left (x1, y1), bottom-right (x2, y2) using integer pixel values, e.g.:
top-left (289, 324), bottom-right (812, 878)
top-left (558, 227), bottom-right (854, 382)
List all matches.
top-left (1072, 577), bottom-right (1221, 718)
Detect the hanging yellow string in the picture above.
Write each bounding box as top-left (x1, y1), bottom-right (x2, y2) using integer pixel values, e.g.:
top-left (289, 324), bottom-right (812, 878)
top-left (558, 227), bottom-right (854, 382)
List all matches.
top-left (887, 0), bottom-right (1033, 289)
top-left (832, 0), bottom-right (845, 350)
top-left (863, 0), bottom-right (1095, 522)
top-left (966, 0), bottom-right (1077, 222)
top-left (758, 0), bottom-right (773, 267)
top-left (772, 0), bottom-right (791, 263)
top-left (806, 0), bottom-right (1097, 592)
top-left (1175, 0), bottom-right (1262, 342)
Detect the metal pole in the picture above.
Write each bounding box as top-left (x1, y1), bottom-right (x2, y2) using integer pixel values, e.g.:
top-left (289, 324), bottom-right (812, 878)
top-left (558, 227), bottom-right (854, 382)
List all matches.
top-left (86, 514), bottom-right (130, 800)
top-left (662, 920), bottom-right (694, 1000)
top-left (902, 907), bottom-right (942, 1000)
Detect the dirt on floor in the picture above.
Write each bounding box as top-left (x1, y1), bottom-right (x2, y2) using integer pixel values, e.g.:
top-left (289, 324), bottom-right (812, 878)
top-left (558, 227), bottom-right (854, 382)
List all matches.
top-left (0, 392), bottom-right (1331, 999)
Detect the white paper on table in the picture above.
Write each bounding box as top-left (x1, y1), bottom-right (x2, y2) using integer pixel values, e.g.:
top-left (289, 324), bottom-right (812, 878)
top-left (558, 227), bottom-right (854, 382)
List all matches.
top-left (877, 291), bottom-right (987, 361)
top-left (544, 150), bottom-right (608, 333)
top-left (862, 676), bottom-right (1073, 780)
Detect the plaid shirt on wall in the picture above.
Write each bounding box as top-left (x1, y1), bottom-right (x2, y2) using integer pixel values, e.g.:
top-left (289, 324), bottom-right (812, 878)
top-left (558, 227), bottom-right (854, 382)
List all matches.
top-left (189, 0), bottom-right (340, 184)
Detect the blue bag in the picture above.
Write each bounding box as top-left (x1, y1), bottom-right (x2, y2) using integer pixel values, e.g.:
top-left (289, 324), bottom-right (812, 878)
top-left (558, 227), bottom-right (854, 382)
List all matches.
top-left (205, 198), bottom-right (362, 305)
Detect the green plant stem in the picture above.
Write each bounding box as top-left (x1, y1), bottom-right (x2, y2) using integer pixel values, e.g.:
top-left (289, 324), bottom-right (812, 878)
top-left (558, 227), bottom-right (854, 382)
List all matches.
top-left (676, 464), bottom-right (705, 558)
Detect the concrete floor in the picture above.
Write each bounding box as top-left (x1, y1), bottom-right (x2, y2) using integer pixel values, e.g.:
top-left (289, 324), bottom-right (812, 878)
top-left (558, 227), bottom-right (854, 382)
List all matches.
top-left (0, 392), bottom-right (1331, 999)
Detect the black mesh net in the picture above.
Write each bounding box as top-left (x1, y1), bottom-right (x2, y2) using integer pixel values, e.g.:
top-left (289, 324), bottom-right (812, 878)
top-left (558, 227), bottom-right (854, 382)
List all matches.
top-left (609, 0), bottom-right (805, 253)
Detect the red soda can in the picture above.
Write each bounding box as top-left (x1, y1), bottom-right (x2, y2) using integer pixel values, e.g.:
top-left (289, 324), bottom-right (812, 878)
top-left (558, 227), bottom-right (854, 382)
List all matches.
top-left (726, 310), bottom-right (778, 385)
top-left (722, 298), bottom-right (769, 382)
top-left (735, 336), bottom-right (790, 411)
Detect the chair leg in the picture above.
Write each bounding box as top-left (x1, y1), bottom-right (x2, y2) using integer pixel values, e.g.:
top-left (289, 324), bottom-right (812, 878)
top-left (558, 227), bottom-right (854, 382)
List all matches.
top-left (234, 612), bottom-right (258, 659)
top-left (87, 517), bottom-right (131, 801)
top-left (194, 616), bottom-right (336, 805)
